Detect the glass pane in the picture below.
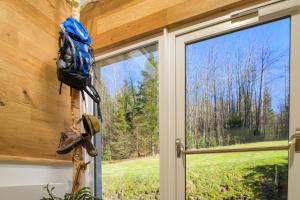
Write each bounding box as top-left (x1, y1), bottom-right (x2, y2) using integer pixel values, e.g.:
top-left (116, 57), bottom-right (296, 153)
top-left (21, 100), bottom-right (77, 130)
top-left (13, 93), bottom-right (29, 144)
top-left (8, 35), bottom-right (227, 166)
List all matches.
top-left (96, 43), bottom-right (159, 200)
top-left (185, 18), bottom-right (290, 199)
top-left (186, 151), bottom-right (288, 199)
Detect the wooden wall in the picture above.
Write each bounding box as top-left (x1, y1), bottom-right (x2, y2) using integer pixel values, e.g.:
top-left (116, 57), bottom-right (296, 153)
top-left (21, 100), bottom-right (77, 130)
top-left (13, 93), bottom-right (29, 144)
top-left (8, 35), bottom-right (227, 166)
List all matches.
top-left (81, 0), bottom-right (267, 52)
top-left (0, 0), bottom-right (269, 163)
top-left (0, 0), bottom-right (72, 163)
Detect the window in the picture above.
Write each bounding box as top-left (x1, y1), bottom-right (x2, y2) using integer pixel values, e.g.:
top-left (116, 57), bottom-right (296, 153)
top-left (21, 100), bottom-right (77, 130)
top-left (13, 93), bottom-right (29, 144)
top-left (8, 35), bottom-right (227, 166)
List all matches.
top-left (95, 43), bottom-right (160, 200)
top-left (185, 18), bottom-right (290, 199)
top-left (175, 2), bottom-right (300, 199)
top-left (92, 1), bottom-right (300, 200)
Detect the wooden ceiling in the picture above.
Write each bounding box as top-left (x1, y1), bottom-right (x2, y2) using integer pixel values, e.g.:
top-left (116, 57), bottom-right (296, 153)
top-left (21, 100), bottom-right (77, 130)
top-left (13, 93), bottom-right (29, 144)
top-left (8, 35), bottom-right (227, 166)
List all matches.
top-left (81, 0), bottom-right (268, 52)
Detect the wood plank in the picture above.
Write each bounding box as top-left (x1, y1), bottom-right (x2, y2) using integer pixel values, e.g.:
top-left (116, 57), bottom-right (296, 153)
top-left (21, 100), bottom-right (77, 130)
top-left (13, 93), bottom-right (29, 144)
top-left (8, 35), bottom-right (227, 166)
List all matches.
top-left (92, 10), bottom-right (167, 52)
top-left (2, 0), bottom-right (61, 39)
top-left (94, 0), bottom-right (184, 35)
top-left (0, 7), bottom-right (59, 60)
top-left (0, 40), bottom-right (60, 89)
top-left (0, 117), bottom-right (70, 160)
top-left (166, 0), bottom-right (260, 26)
top-left (81, 0), bottom-right (141, 35)
top-left (0, 0), bottom-right (72, 162)
top-left (24, 0), bottom-right (71, 25)
top-left (0, 45), bottom-right (72, 113)
top-left (82, 0), bottom-right (268, 52)
top-left (81, 0), bottom-right (136, 26)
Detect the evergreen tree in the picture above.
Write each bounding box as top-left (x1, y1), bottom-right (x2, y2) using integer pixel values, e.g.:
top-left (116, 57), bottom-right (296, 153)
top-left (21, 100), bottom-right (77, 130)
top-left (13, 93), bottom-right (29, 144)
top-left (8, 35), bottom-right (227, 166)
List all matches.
top-left (262, 87), bottom-right (275, 140)
top-left (137, 53), bottom-right (159, 155)
top-left (110, 86), bottom-right (131, 160)
top-left (100, 52), bottom-right (159, 160)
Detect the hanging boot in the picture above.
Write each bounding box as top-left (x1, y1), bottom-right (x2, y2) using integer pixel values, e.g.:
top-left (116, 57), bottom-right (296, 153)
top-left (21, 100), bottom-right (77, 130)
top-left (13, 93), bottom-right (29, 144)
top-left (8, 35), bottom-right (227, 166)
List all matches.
top-left (57, 129), bottom-right (83, 155)
top-left (81, 133), bottom-right (98, 157)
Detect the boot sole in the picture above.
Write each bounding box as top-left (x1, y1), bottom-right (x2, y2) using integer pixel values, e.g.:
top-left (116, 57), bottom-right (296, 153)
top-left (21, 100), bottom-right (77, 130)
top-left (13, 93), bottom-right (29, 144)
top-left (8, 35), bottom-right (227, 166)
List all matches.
top-left (57, 137), bottom-right (83, 155)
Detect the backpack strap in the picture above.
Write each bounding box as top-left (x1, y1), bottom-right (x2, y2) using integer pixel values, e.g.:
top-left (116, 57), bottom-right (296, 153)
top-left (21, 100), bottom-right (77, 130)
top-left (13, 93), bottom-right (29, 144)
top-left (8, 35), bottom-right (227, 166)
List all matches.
top-left (88, 47), bottom-right (98, 79)
top-left (58, 32), bottom-right (65, 55)
top-left (77, 45), bottom-right (84, 73)
top-left (81, 90), bottom-right (87, 113)
top-left (58, 31), bottom-right (69, 58)
top-left (84, 83), bottom-right (103, 122)
top-left (86, 48), bottom-right (102, 121)
top-left (84, 83), bottom-right (100, 103)
top-left (88, 47), bottom-right (95, 67)
top-left (65, 34), bottom-right (78, 71)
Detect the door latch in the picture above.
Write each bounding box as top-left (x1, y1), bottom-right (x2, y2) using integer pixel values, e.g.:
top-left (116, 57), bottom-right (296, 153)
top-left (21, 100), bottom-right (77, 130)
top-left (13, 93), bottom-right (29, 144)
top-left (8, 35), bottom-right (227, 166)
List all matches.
top-left (290, 128), bottom-right (300, 153)
top-left (176, 138), bottom-right (185, 158)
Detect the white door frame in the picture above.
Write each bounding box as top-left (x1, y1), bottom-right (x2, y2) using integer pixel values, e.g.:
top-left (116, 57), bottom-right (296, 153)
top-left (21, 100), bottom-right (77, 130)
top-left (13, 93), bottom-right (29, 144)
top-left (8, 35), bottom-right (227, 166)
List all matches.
top-left (171, 0), bottom-right (300, 199)
top-left (93, 34), bottom-right (175, 200)
top-left (288, 5), bottom-right (300, 199)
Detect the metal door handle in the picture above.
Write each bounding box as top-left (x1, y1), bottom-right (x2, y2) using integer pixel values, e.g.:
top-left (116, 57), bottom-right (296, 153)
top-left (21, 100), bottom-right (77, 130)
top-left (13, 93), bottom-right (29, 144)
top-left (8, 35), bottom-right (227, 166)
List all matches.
top-left (176, 139), bottom-right (292, 158)
top-left (289, 128), bottom-right (300, 152)
top-left (176, 129), bottom-right (300, 158)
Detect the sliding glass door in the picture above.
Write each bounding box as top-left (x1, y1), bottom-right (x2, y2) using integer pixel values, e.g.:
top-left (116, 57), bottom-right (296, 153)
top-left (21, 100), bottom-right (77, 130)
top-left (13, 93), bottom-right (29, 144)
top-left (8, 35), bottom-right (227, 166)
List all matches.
top-left (92, 1), bottom-right (300, 199)
top-left (175, 2), bottom-right (300, 199)
top-left (186, 18), bottom-right (290, 200)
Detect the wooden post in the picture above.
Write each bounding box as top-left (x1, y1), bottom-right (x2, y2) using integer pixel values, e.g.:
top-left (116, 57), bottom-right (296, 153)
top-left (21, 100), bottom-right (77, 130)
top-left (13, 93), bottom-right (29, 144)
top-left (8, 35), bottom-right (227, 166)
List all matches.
top-left (71, 0), bottom-right (81, 21)
top-left (70, 0), bottom-right (84, 194)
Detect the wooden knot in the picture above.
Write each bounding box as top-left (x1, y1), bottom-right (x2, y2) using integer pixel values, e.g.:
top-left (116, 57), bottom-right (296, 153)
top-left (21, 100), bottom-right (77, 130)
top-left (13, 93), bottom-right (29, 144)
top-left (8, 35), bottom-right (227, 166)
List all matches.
top-left (0, 101), bottom-right (5, 107)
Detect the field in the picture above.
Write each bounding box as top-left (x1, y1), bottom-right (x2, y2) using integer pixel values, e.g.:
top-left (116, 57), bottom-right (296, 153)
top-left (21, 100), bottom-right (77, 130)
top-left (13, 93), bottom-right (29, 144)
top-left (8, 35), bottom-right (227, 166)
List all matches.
top-left (102, 141), bottom-right (288, 200)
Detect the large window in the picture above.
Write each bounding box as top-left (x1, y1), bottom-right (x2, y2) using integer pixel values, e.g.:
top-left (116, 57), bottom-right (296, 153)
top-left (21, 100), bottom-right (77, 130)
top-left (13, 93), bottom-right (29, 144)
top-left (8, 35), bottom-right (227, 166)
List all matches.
top-left (184, 18), bottom-right (290, 200)
top-left (96, 43), bottom-right (159, 200)
top-left (177, 16), bottom-right (292, 200)
top-left (92, 2), bottom-right (300, 199)
top-left (186, 18), bottom-right (290, 149)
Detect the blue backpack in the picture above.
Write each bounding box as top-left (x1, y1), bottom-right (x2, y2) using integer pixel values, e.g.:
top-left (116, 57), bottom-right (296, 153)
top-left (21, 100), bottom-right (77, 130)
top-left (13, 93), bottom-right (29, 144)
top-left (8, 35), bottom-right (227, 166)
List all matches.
top-left (57, 17), bottom-right (102, 120)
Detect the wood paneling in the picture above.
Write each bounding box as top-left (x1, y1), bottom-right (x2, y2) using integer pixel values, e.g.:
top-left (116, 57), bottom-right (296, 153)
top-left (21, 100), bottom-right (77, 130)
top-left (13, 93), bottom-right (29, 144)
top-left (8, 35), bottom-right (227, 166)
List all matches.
top-left (94, 0), bottom-right (184, 35)
top-left (81, 0), bottom-right (268, 52)
top-left (0, 0), bottom-right (72, 161)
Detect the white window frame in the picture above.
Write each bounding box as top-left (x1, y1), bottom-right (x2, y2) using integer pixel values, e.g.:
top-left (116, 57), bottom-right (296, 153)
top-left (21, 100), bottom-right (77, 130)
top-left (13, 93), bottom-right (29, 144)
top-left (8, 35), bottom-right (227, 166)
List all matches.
top-left (93, 34), bottom-right (173, 200)
top-left (171, 0), bottom-right (300, 199)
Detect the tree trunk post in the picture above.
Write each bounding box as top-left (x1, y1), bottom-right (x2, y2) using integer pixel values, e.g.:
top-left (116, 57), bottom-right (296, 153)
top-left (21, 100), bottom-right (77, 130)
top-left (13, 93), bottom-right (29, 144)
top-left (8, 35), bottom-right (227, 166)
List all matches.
top-left (71, 0), bottom-right (84, 194)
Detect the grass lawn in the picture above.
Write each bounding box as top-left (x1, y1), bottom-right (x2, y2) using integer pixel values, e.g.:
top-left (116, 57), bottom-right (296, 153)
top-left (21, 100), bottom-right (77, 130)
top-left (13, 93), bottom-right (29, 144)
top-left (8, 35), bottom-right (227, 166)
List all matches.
top-left (102, 141), bottom-right (288, 200)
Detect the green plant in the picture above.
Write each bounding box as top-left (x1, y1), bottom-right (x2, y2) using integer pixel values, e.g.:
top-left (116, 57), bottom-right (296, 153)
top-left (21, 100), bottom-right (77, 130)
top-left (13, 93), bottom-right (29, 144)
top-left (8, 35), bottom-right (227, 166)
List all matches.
top-left (41, 184), bottom-right (101, 200)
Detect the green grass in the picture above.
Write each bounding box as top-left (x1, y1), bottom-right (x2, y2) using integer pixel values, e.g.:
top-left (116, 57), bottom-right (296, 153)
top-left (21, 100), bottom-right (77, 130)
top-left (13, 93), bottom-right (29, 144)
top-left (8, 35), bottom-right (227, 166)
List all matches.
top-left (102, 141), bottom-right (288, 200)
top-left (102, 156), bottom-right (159, 200)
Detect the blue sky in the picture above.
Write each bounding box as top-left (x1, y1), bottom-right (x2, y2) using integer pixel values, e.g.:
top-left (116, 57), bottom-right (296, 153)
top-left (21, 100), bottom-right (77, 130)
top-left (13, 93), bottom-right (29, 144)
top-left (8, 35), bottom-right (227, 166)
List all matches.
top-left (186, 18), bottom-right (290, 112)
top-left (99, 18), bottom-right (290, 112)
top-left (99, 47), bottom-right (158, 98)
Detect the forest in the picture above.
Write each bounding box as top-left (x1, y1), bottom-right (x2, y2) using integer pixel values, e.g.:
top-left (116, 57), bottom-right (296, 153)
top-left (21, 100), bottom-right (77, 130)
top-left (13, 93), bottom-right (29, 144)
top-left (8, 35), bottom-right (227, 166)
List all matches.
top-left (96, 19), bottom-right (290, 200)
top-left (97, 42), bottom-right (289, 160)
top-left (186, 39), bottom-right (289, 149)
top-left (97, 20), bottom-right (290, 160)
top-left (98, 53), bottom-right (159, 160)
